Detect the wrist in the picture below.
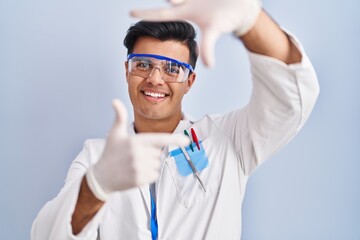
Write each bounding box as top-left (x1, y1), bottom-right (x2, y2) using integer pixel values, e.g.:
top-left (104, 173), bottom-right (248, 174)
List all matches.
top-left (86, 167), bottom-right (110, 202)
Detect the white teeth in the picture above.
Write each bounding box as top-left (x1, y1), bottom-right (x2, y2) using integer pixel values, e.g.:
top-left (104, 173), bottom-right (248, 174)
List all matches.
top-left (144, 91), bottom-right (166, 98)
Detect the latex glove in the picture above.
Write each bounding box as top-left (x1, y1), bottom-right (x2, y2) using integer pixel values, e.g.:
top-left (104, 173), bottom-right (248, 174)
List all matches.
top-left (130, 0), bottom-right (262, 67)
top-left (86, 99), bottom-right (189, 201)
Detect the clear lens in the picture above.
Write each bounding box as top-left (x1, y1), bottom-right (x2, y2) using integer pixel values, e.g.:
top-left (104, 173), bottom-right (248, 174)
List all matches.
top-left (128, 56), bottom-right (191, 82)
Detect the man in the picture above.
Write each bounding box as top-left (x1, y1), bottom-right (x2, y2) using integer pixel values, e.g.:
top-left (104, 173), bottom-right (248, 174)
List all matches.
top-left (31, 0), bottom-right (319, 239)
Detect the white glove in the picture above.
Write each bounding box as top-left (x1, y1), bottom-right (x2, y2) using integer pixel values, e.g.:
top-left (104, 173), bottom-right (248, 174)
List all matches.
top-left (86, 99), bottom-right (189, 201)
top-left (130, 0), bottom-right (262, 67)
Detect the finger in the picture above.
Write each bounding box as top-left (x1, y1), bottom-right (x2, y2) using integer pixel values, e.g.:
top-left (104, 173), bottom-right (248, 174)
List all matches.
top-left (130, 7), bottom-right (186, 22)
top-left (200, 29), bottom-right (221, 68)
top-left (137, 133), bottom-right (190, 147)
top-left (111, 99), bottom-right (128, 137)
top-left (136, 147), bottom-right (162, 164)
top-left (145, 147), bottom-right (162, 159)
top-left (168, 0), bottom-right (187, 5)
top-left (140, 170), bottom-right (160, 185)
top-left (144, 157), bottom-right (162, 172)
top-left (135, 165), bottom-right (161, 185)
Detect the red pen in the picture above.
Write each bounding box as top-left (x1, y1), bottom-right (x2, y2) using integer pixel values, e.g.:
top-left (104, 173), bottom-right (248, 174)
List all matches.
top-left (191, 128), bottom-right (200, 150)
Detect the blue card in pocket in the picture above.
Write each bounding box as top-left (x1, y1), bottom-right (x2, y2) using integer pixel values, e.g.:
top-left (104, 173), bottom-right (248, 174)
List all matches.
top-left (169, 141), bottom-right (209, 176)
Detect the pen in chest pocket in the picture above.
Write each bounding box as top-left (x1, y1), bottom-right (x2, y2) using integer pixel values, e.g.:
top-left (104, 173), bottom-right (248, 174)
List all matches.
top-left (183, 130), bottom-right (194, 152)
top-left (179, 146), bottom-right (207, 192)
top-left (191, 128), bottom-right (200, 150)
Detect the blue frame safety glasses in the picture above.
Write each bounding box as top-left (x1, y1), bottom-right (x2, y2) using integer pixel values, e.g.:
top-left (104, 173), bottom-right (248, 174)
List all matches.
top-left (127, 53), bottom-right (194, 83)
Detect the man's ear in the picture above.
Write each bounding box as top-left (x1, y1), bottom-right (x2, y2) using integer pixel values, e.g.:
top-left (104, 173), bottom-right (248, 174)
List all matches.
top-left (185, 72), bottom-right (196, 94)
top-left (124, 61), bottom-right (129, 83)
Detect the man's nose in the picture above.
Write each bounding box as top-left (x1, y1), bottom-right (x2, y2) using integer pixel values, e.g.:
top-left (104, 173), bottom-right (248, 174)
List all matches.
top-left (146, 67), bottom-right (166, 85)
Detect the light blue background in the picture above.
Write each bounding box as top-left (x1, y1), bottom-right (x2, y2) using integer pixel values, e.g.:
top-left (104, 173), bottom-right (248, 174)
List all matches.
top-left (1, 0), bottom-right (359, 239)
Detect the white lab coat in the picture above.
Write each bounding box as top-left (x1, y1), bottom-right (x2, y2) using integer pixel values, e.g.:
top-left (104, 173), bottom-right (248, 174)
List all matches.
top-left (31, 34), bottom-right (319, 240)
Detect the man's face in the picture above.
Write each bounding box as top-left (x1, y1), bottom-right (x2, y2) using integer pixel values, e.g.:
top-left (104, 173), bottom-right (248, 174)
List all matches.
top-left (125, 37), bottom-right (196, 123)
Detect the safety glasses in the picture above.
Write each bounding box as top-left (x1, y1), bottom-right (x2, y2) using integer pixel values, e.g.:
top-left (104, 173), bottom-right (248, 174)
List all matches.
top-left (127, 54), bottom-right (193, 83)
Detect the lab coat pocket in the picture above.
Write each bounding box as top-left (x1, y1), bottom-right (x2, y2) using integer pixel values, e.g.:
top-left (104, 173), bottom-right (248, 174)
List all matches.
top-left (170, 141), bottom-right (208, 177)
top-left (166, 136), bottom-right (222, 208)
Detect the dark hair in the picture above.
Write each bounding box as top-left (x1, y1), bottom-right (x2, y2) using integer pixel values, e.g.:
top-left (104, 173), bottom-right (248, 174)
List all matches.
top-left (124, 21), bottom-right (199, 70)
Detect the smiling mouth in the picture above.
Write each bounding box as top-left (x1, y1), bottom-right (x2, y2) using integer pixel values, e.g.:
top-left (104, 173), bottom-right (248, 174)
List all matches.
top-left (142, 91), bottom-right (169, 99)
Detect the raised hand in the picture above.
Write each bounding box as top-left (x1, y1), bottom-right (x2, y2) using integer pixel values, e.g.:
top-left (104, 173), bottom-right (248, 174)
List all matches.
top-left (86, 99), bottom-right (189, 201)
top-left (130, 0), bottom-right (262, 67)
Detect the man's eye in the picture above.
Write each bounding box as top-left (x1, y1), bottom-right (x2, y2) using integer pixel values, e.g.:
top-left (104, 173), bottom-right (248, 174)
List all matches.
top-left (165, 63), bottom-right (181, 75)
top-left (136, 61), bottom-right (151, 69)
top-left (168, 67), bottom-right (180, 74)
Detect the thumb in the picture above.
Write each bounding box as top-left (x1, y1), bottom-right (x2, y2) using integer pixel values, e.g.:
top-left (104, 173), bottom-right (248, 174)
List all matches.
top-left (168, 0), bottom-right (187, 5)
top-left (111, 99), bottom-right (128, 137)
top-left (200, 29), bottom-right (220, 68)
